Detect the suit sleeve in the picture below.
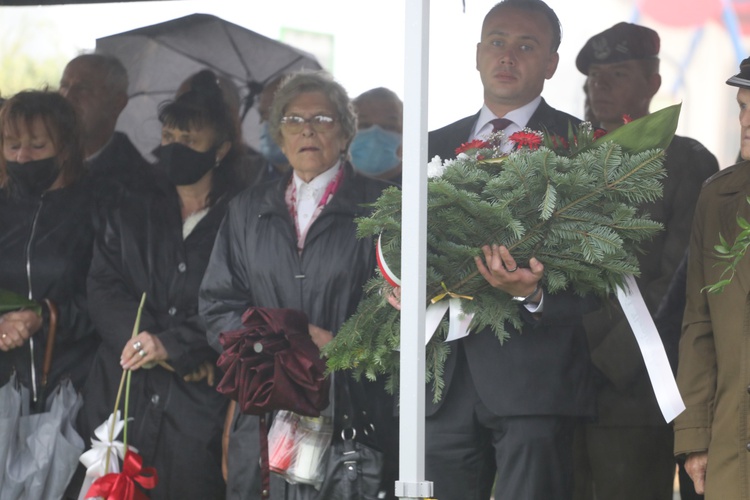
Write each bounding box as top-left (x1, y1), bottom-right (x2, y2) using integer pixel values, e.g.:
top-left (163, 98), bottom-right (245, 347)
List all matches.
top-left (674, 191), bottom-right (717, 456)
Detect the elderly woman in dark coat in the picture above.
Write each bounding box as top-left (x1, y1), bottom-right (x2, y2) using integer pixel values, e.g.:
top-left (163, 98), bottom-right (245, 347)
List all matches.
top-left (199, 70), bottom-right (397, 500)
top-left (78, 70), bottom-right (243, 499)
top-left (0, 91), bottom-right (95, 404)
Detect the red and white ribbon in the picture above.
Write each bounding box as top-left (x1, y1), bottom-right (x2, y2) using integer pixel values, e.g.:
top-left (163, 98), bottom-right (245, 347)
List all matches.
top-left (378, 235), bottom-right (472, 344)
top-left (376, 235), bottom-right (401, 288)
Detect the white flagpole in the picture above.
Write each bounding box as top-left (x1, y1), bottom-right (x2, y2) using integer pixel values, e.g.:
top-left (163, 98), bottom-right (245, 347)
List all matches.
top-left (395, 0), bottom-right (433, 499)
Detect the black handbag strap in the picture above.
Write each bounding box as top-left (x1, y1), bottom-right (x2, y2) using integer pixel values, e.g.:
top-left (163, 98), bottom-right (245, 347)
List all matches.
top-left (336, 372), bottom-right (377, 446)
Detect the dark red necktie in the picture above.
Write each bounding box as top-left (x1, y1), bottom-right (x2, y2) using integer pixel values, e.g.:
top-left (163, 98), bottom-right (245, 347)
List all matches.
top-left (491, 118), bottom-right (512, 132)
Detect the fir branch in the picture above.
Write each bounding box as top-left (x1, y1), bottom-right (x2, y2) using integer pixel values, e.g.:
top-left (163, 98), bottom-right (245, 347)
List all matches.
top-left (327, 106), bottom-right (679, 402)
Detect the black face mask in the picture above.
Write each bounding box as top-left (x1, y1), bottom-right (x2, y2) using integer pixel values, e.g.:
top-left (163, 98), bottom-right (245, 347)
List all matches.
top-left (5, 157), bottom-right (59, 196)
top-left (153, 142), bottom-right (217, 186)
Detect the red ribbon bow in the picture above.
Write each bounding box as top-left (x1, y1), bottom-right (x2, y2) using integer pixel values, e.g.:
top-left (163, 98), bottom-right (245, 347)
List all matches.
top-left (85, 450), bottom-right (158, 500)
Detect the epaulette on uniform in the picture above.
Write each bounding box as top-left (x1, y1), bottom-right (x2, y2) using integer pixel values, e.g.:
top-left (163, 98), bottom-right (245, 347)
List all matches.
top-left (702, 160), bottom-right (750, 187)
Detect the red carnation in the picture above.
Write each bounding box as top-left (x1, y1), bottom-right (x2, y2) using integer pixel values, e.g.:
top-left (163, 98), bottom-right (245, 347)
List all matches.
top-left (549, 134), bottom-right (569, 150)
top-left (593, 128), bottom-right (608, 140)
top-left (509, 130), bottom-right (543, 150)
top-left (455, 139), bottom-right (489, 155)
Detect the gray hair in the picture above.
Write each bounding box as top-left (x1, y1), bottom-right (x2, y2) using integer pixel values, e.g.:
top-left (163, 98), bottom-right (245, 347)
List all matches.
top-left (67, 53), bottom-right (129, 95)
top-left (268, 70), bottom-right (357, 150)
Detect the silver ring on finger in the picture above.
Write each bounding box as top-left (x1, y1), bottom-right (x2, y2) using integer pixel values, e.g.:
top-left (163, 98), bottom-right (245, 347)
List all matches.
top-left (133, 341), bottom-right (143, 351)
top-left (506, 265), bottom-right (518, 273)
top-left (139, 349), bottom-right (147, 358)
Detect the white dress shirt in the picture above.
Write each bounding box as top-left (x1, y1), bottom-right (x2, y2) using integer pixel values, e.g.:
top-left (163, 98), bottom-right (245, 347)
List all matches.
top-left (471, 96), bottom-right (542, 153)
top-left (292, 161), bottom-right (341, 232)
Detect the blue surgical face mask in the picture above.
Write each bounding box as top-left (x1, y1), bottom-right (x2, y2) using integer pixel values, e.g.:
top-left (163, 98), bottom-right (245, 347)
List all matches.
top-left (349, 125), bottom-right (402, 176)
top-left (259, 121), bottom-right (288, 166)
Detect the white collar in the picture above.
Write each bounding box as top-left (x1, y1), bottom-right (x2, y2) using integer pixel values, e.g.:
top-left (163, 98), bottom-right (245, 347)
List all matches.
top-left (292, 161), bottom-right (341, 195)
top-left (472, 96), bottom-right (543, 139)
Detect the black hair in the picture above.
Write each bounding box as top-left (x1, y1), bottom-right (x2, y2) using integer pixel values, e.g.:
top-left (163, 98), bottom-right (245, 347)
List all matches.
top-left (158, 69), bottom-right (243, 205)
top-left (487, 0), bottom-right (562, 52)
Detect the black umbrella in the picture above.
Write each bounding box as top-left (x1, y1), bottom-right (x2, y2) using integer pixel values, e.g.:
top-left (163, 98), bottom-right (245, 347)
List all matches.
top-left (96, 13), bottom-right (321, 159)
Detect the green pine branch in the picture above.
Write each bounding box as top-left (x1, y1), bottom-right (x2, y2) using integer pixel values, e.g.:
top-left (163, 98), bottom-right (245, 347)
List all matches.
top-left (325, 106), bottom-right (679, 402)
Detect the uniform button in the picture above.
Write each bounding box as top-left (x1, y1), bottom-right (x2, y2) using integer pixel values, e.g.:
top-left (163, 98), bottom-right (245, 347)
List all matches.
top-left (746, 442), bottom-right (750, 452)
top-left (747, 384), bottom-right (750, 394)
top-left (177, 262), bottom-right (187, 273)
top-left (168, 307), bottom-right (177, 316)
top-left (151, 394), bottom-right (160, 405)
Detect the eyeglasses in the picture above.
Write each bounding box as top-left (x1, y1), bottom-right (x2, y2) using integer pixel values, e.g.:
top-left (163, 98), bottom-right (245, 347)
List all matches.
top-left (280, 115), bottom-right (337, 134)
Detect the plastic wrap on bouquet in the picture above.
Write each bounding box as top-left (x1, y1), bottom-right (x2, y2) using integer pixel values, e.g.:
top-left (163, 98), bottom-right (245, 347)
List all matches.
top-left (268, 410), bottom-right (333, 489)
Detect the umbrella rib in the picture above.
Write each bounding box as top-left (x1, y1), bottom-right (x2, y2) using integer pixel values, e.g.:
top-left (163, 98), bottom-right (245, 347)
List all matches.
top-left (220, 22), bottom-right (253, 81)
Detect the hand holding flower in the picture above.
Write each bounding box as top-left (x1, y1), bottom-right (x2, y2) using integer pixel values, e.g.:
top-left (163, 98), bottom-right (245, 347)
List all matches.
top-left (120, 332), bottom-right (168, 371)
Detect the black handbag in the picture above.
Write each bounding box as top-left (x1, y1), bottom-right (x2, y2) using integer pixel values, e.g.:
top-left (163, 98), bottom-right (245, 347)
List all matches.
top-left (315, 376), bottom-right (385, 500)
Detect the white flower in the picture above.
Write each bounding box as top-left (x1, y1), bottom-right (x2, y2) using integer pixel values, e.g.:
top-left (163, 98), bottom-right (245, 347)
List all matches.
top-left (77, 411), bottom-right (139, 500)
top-left (79, 411), bottom-right (134, 478)
top-left (427, 155), bottom-right (447, 178)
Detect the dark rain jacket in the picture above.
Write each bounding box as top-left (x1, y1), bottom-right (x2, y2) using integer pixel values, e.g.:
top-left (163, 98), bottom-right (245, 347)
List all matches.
top-left (0, 177), bottom-right (95, 402)
top-left (199, 164), bottom-right (396, 500)
top-left (79, 177), bottom-right (231, 500)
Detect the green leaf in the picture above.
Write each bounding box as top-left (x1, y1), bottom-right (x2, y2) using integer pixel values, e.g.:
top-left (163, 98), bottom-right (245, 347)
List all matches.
top-left (703, 279), bottom-right (733, 294)
top-left (591, 103), bottom-right (681, 155)
top-left (0, 288), bottom-right (41, 316)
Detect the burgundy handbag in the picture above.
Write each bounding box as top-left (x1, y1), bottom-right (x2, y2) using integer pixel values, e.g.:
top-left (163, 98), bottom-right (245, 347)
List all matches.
top-left (216, 307), bottom-right (331, 497)
top-left (216, 307), bottom-right (330, 417)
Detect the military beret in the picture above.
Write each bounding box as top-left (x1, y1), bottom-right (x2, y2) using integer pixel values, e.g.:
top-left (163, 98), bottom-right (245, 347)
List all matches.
top-left (726, 56), bottom-right (750, 89)
top-left (576, 22), bottom-right (660, 75)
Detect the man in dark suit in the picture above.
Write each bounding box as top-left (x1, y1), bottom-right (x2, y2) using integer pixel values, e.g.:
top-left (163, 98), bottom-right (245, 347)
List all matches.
top-left (572, 23), bottom-right (718, 500)
top-left (424, 1), bottom-right (595, 499)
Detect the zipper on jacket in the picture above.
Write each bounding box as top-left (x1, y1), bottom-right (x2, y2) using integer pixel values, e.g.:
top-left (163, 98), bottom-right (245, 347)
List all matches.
top-left (25, 198), bottom-right (44, 404)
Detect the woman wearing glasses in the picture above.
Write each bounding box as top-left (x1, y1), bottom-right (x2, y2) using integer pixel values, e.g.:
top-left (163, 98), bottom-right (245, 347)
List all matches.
top-left (200, 70), bottom-right (397, 500)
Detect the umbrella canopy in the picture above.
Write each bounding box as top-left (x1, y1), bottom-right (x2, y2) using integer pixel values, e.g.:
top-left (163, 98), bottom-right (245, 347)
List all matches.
top-left (96, 13), bottom-right (321, 160)
top-left (0, 375), bottom-right (84, 500)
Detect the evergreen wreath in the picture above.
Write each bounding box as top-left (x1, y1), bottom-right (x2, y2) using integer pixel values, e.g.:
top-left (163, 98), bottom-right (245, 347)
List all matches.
top-left (324, 104), bottom-right (681, 402)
